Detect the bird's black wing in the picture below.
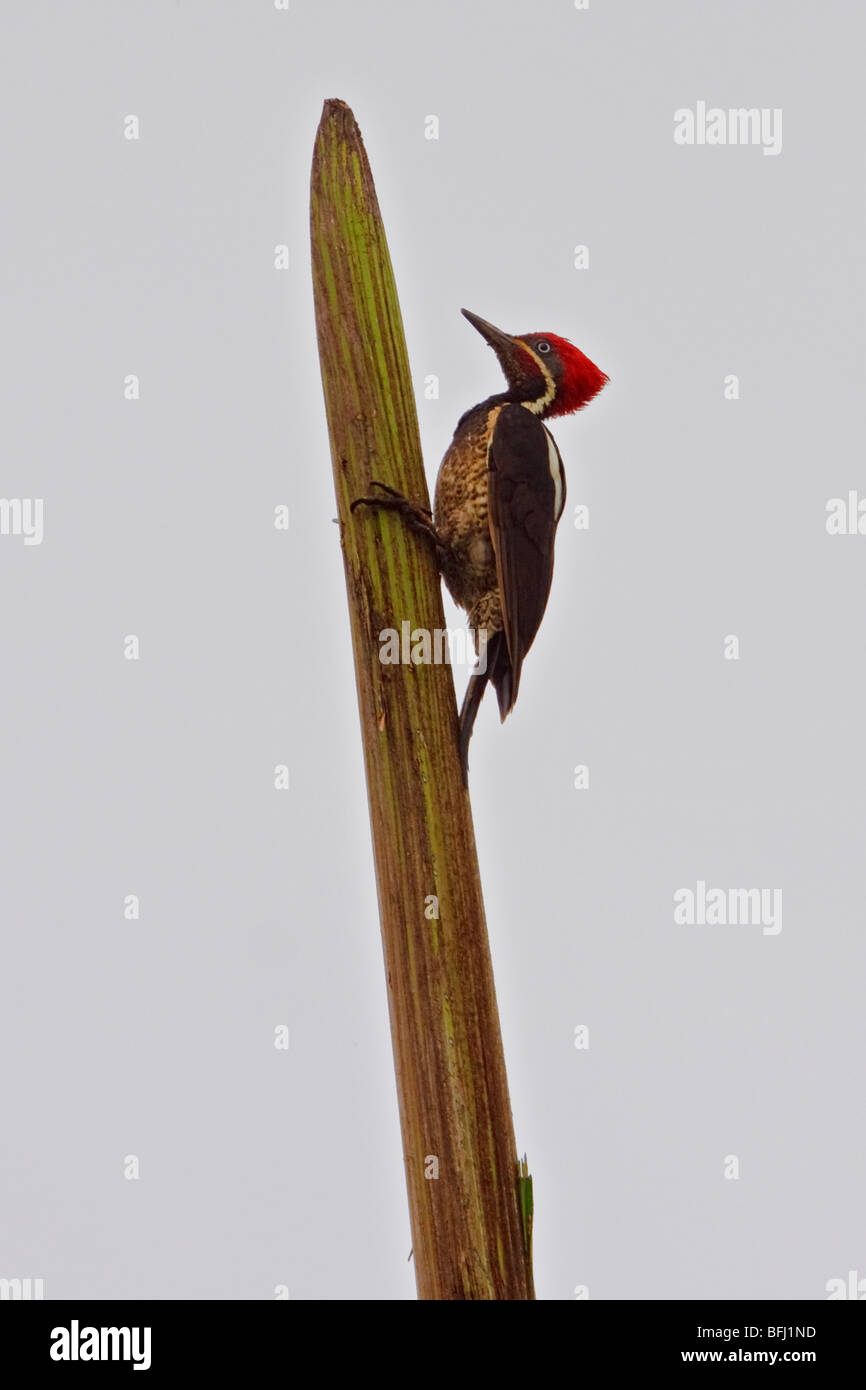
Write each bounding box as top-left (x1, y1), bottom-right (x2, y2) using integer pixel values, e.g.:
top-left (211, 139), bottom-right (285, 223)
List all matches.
top-left (487, 403), bottom-right (566, 716)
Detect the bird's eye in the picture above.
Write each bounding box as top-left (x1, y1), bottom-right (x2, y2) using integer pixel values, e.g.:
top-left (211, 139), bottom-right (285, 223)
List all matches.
top-left (537, 340), bottom-right (551, 353)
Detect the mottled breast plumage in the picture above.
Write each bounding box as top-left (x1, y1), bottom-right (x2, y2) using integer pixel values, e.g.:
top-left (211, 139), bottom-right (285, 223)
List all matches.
top-left (433, 401), bottom-right (503, 634)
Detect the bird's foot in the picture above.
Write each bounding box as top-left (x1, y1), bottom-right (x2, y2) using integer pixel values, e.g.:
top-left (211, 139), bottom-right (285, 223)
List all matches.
top-left (350, 482), bottom-right (448, 566)
top-left (351, 479), bottom-right (431, 514)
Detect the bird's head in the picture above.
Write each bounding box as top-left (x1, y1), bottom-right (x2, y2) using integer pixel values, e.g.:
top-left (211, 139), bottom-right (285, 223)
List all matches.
top-left (462, 308), bottom-right (608, 419)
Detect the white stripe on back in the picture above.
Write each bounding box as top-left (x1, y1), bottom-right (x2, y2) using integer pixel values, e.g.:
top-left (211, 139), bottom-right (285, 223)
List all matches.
top-left (545, 428), bottom-right (564, 518)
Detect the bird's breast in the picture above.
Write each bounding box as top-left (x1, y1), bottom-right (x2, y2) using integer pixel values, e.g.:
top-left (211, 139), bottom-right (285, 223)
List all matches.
top-left (433, 403), bottom-right (502, 615)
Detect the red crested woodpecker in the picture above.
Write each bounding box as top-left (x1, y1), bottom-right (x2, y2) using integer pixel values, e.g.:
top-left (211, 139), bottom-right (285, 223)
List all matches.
top-left (352, 308), bottom-right (608, 780)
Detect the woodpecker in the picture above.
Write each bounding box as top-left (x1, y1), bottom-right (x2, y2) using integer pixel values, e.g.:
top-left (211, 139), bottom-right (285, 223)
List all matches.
top-left (352, 308), bottom-right (608, 780)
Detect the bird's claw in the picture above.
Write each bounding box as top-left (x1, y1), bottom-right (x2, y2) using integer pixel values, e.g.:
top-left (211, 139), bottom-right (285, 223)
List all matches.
top-left (350, 481), bottom-right (432, 518)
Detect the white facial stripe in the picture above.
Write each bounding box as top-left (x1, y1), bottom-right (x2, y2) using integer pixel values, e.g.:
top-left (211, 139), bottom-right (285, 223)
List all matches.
top-left (546, 428), bottom-right (564, 518)
top-left (516, 341), bottom-right (556, 414)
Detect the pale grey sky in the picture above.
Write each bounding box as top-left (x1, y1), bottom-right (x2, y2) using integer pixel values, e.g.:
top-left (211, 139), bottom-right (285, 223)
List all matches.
top-left (0, 0), bottom-right (863, 1299)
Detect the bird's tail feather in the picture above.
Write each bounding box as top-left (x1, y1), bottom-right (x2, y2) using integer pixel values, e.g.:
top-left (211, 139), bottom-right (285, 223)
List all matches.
top-left (458, 632), bottom-right (512, 784)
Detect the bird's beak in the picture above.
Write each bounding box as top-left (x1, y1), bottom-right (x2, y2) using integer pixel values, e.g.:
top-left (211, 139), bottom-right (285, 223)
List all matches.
top-left (461, 308), bottom-right (533, 390)
top-left (461, 308), bottom-right (517, 357)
